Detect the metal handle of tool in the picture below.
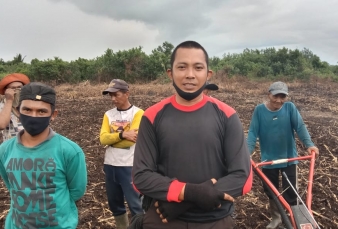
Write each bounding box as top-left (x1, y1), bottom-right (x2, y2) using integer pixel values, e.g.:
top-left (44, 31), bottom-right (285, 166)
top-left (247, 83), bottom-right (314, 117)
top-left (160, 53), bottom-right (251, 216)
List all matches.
top-left (252, 150), bottom-right (318, 228)
top-left (253, 150), bottom-right (317, 213)
top-left (251, 160), bottom-right (296, 228)
top-left (282, 171), bottom-right (320, 229)
top-left (306, 150), bottom-right (316, 213)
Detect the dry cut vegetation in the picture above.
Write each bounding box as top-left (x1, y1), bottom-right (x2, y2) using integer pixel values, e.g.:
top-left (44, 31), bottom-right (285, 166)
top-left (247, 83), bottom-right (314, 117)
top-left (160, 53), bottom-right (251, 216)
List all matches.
top-left (0, 77), bottom-right (337, 228)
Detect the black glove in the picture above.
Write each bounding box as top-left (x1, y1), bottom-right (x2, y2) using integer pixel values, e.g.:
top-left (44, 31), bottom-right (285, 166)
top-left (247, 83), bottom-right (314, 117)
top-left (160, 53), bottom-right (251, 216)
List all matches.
top-left (142, 195), bottom-right (153, 212)
top-left (156, 201), bottom-right (194, 222)
top-left (184, 180), bottom-right (224, 211)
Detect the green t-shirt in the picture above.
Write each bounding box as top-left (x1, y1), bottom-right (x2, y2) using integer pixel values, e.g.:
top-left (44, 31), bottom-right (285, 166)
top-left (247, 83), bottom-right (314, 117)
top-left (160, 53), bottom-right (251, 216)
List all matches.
top-left (0, 131), bottom-right (87, 229)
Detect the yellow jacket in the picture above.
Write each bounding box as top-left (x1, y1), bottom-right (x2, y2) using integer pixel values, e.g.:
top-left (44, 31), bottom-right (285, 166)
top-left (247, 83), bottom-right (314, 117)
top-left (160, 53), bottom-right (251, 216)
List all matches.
top-left (100, 105), bottom-right (144, 166)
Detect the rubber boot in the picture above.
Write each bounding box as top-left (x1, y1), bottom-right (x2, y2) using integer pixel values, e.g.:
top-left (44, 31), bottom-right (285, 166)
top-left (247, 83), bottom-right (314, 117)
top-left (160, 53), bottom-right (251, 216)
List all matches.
top-left (115, 213), bottom-right (129, 229)
top-left (266, 199), bottom-right (282, 229)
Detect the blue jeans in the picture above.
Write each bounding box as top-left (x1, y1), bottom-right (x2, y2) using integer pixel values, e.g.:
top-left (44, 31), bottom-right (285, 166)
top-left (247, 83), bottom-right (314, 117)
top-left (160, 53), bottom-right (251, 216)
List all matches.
top-left (104, 164), bottom-right (143, 216)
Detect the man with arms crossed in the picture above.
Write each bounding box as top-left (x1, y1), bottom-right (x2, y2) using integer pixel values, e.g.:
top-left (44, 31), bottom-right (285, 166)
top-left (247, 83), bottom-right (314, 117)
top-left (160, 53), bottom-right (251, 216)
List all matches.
top-left (132, 41), bottom-right (252, 229)
top-left (100, 79), bottom-right (143, 229)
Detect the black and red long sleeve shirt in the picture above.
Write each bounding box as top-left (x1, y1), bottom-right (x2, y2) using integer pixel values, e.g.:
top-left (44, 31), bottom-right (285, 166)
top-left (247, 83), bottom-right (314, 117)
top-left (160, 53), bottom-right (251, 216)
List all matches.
top-left (133, 95), bottom-right (252, 222)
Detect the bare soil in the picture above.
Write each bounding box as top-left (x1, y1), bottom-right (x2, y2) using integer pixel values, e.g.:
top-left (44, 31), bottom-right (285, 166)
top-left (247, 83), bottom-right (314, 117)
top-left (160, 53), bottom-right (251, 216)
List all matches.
top-left (0, 79), bottom-right (337, 228)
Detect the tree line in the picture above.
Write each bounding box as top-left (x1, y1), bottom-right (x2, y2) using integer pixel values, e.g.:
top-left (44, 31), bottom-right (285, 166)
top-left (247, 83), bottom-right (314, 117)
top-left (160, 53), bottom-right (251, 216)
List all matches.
top-left (1, 41), bottom-right (338, 83)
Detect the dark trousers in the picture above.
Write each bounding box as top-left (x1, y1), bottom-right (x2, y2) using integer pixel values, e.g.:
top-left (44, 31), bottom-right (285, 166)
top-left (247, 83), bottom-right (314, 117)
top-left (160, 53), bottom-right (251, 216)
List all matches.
top-left (262, 164), bottom-right (298, 205)
top-left (104, 164), bottom-right (143, 216)
top-left (142, 205), bottom-right (235, 229)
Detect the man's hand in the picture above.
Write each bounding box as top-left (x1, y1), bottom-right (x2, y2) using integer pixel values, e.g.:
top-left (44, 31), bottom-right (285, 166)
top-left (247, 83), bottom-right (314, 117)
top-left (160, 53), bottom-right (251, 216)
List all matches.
top-left (183, 179), bottom-right (234, 211)
top-left (307, 146), bottom-right (319, 157)
top-left (122, 129), bottom-right (138, 142)
top-left (4, 88), bottom-right (15, 101)
top-left (154, 201), bottom-right (194, 223)
top-left (223, 192), bottom-right (234, 202)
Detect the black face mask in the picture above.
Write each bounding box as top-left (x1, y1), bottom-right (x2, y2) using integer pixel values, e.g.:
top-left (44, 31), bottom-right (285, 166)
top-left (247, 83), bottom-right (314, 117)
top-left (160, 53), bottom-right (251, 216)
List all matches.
top-left (20, 113), bottom-right (51, 136)
top-left (173, 81), bottom-right (206, 101)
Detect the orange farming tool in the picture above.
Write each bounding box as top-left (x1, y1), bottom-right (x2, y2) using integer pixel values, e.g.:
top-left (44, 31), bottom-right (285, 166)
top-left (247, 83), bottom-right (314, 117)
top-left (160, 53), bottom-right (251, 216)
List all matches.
top-left (251, 151), bottom-right (320, 229)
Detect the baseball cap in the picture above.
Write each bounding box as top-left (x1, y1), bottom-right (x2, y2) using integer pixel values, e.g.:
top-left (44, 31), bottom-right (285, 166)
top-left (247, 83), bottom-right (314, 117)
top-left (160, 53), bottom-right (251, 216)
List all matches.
top-left (0, 73), bottom-right (30, 95)
top-left (102, 79), bottom-right (129, 95)
top-left (204, 82), bottom-right (219, 91)
top-left (269, 81), bottom-right (288, 95)
top-left (19, 82), bottom-right (56, 106)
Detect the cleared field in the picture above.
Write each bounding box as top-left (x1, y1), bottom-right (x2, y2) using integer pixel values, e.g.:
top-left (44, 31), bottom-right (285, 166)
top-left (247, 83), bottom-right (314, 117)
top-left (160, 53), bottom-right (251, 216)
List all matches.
top-left (1, 78), bottom-right (337, 228)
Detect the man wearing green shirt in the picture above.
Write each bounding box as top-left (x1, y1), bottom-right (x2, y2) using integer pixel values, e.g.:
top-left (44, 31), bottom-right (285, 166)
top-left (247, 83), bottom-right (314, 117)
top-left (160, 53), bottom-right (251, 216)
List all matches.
top-left (247, 81), bottom-right (319, 229)
top-left (0, 82), bottom-right (87, 229)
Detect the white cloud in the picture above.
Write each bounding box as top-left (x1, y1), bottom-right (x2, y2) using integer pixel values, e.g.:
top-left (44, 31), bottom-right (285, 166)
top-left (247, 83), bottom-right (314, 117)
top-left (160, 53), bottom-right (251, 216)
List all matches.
top-left (198, 0), bottom-right (338, 63)
top-left (0, 0), bottom-right (337, 64)
top-left (0, 0), bottom-right (159, 62)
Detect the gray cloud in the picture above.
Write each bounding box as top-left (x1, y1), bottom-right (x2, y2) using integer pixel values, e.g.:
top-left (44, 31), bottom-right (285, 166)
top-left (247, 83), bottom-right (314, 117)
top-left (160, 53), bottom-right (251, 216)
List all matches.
top-left (201, 0), bottom-right (338, 63)
top-left (0, 0), bottom-right (159, 62)
top-left (50, 0), bottom-right (223, 42)
top-left (1, 0), bottom-right (337, 64)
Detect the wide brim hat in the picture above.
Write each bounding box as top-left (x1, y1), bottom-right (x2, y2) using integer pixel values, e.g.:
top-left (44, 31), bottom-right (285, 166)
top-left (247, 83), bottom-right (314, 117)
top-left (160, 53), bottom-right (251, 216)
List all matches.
top-left (0, 73), bottom-right (30, 95)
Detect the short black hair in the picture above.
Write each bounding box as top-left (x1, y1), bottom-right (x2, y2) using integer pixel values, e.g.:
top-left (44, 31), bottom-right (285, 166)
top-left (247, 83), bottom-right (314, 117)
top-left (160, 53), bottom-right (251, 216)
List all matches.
top-left (170, 41), bottom-right (209, 69)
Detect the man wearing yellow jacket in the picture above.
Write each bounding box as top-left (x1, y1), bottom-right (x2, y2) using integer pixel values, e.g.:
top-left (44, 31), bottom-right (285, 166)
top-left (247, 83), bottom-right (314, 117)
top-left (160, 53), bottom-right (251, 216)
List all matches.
top-left (100, 79), bottom-right (144, 229)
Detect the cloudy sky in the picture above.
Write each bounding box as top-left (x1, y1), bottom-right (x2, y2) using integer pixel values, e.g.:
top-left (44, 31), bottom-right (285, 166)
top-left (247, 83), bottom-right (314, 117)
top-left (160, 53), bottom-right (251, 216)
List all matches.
top-left (1, 0), bottom-right (337, 64)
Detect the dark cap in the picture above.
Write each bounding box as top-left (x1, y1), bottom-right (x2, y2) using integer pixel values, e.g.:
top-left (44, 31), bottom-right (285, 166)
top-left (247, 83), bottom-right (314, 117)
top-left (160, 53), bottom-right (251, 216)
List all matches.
top-left (204, 82), bottom-right (219, 91)
top-left (102, 79), bottom-right (129, 95)
top-left (269, 81), bottom-right (288, 95)
top-left (19, 82), bottom-right (56, 106)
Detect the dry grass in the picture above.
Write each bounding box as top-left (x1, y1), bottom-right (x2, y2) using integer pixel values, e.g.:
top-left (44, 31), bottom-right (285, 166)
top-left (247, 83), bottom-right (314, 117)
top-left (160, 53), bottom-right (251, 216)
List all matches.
top-left (1, 76), bottom-right (338, 228)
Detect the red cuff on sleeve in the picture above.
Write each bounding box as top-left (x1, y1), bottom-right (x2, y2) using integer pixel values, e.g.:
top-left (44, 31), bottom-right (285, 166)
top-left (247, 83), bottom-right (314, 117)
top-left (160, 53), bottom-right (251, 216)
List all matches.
top-left (167, 180), bottom-right (186, 202)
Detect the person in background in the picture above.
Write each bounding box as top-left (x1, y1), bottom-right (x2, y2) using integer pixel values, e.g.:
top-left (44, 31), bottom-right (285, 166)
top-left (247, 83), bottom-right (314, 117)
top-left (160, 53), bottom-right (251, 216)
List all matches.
top-left (132, 41), bottom-right (252, 229)
top-left (0, 82), bottom-right (87, 229)
top-left (0, 73), bottom-right (30, 143)
top-left (247, 81), bottom-right (319, 229)
top-left (100, 79), bottom-right (144, 229)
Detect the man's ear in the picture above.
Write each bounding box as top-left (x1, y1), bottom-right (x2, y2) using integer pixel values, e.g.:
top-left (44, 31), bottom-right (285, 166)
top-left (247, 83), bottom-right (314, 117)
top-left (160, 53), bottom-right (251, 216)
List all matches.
top-left (51, 109), bottom-right (58, 121)
top-left (167, 69), bottom-right (173, 81)
top-left (207, 69), bottom-right (213, 81)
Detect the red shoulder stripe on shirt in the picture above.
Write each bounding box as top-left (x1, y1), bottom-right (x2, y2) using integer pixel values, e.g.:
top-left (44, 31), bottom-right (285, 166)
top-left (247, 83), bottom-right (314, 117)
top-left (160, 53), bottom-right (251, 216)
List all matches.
top-left (242, 167), bottom-right (253, 195)
top-left (144, 97), bottom-right (172, 124)
top-left (207, 97), bottom-right (236, 118)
